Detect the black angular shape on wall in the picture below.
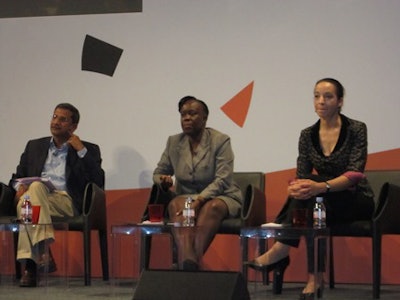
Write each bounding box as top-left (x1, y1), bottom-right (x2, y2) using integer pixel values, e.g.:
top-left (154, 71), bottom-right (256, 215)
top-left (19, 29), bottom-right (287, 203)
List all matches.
top-left (81, 35), bottom-right (123, 77)
top-left (0, 0), bottom-right (142, 18)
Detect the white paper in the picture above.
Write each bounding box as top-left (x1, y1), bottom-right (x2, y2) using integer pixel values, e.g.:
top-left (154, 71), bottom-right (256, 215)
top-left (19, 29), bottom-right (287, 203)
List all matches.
top-left (139, 220), bottom-right (164, 225)
top-left (261, 222), bottom-right (283, 228)
top-left (16, 177), bottom-right (56, 192)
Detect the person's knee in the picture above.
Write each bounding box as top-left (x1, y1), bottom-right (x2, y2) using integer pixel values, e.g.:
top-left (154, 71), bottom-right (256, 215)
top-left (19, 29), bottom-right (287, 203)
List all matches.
top-left (202, 199), bottom-right (227, 218)
top-left (29, 181), bottom-right (48, 193)
top-left (27, 182), bottom-right (49, 205)
top-left (168, 196), bottom-right (185, 218)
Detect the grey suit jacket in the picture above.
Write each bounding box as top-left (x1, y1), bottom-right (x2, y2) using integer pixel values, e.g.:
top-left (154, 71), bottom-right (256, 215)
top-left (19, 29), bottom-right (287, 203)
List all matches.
top-left (153, 128), bottom-right (242, 217)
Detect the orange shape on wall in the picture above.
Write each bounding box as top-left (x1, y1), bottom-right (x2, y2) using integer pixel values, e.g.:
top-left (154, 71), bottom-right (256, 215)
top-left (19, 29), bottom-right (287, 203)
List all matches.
top-left (221, 81), bottom-right (254, 127)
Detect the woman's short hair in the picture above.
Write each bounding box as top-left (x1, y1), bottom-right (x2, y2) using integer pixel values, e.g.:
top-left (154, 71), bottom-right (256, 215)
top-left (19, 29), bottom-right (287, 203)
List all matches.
top-left (178, 96), bottom-right (209, 117)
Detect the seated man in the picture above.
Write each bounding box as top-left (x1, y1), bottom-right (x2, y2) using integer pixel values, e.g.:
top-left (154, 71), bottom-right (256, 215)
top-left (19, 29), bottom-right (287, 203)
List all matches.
top-left (9, 103), bottom-right (104, 287)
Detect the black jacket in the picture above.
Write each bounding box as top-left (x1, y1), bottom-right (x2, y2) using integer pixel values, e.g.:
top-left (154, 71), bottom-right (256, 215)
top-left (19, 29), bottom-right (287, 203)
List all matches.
top-left (10, 136), bottom-right (104, 214)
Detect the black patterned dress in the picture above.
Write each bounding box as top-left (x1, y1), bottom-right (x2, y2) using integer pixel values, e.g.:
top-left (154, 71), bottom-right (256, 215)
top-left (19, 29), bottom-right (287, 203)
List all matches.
top-left (276, 114), bottom-right (374, 271)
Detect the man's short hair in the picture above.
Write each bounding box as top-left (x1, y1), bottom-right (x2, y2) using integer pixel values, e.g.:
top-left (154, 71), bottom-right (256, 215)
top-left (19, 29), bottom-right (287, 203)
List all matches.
top-left (56, 103), bottom-right (80, 124)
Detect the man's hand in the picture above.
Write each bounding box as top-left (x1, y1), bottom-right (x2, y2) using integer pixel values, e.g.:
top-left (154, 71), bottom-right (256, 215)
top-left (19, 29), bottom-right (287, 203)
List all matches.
top-left (67, 133), bottom-right (85, 151)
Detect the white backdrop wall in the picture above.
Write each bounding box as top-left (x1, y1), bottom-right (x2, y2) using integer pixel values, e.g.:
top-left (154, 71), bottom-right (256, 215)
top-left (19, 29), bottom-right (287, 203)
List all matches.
top-left (1, 0), bottom-right (399, 190)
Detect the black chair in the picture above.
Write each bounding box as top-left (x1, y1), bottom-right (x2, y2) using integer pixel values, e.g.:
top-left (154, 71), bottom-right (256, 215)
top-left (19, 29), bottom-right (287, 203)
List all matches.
top-left (0, 182), bottom-right (16, 220)
top-left (0, 182), bottom-right (109, 286)
top-left (0, 182), bottom-right (20, 279)
top-left (223, 172), bottom-right (267, 281)
top-left (142, 172), bottom-right (266, 276)
top-left (329, 170), bottom-right (400, 299)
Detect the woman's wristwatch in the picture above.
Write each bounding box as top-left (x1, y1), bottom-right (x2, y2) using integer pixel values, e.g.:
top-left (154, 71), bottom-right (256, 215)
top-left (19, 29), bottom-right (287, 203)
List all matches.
top-left (325, 181), bottom-right (331, 193)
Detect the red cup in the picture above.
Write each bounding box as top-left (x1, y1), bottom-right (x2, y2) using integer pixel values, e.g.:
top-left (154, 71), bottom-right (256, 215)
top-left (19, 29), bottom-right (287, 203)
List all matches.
top-left (292, 208), bottom-right (309, 227)
top-left (32, 205), bottom-right (41, 224)
top-left (148, 204), bottom-right (164, 222)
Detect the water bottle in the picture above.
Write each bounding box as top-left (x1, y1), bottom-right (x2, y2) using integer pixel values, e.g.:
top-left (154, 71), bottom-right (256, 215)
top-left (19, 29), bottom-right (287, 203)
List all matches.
top-left (21, 194), bottom-right (32, 224)
top-left (182, 196), bottom-right (195, 227)
top-left (313, 196), bottom-right (326, 228)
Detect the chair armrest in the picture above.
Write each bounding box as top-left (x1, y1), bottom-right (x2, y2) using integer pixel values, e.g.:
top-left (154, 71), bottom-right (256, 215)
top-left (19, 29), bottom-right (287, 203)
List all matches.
top-left (0, 182), bottom-right (16, 217)
top-left (241, 185), bottom-right (266, 227)
top-left (374, 182), bottom-right (400, 234)
top-left (82, 182), bottom-right (107, 230)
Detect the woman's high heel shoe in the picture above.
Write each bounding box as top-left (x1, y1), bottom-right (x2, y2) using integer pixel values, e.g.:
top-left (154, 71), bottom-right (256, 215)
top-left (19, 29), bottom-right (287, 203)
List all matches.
top-left (244, 256), bottom-right (290, 273)
top-left (244, 256), bottom-right (290, 294)
top-left (298, 282), bottom-right (324, 299)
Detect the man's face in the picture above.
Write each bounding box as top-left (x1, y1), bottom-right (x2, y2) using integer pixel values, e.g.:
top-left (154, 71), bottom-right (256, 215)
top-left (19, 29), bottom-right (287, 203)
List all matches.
top-left (180, 100), bottom-right (207, 137)
top-left (50, 108), bottom-right (77, 139)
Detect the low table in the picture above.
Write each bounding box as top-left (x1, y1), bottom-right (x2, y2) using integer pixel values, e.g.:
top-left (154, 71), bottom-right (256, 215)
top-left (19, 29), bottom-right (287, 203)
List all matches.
top-left (111, 223), bottom-right (207, 287)
top-left (240, 225), bottom-right (330, 298)
top-left (0, 222), bottom-right (68, 291)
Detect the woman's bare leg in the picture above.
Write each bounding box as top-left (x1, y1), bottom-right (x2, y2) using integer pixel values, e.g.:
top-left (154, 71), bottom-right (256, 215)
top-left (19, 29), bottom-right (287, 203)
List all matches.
top-left (302, 272), bottom-right (324, 294)
top-left (194, 198), bottom-right (228, 259)
top-left (253, 241), bottom-right (291, 265)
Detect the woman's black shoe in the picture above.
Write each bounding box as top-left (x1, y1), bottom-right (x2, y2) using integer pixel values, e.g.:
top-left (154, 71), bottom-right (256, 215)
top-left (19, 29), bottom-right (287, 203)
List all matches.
top-left (244, 255), bottom-right (290, 273)
top-left (244, 256), bottom-right (290, 294)
top-left (182, 259), bottom-right (199, 271)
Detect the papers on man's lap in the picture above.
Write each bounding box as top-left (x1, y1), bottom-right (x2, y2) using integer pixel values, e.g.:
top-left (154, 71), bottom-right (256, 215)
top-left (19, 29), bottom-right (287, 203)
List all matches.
top-left (16, 177), bottom-right (56, 192)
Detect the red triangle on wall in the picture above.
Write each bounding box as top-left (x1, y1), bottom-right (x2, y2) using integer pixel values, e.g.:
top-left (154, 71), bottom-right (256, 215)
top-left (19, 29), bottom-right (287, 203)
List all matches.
top-left (221, 81), bottom-right (254, 128)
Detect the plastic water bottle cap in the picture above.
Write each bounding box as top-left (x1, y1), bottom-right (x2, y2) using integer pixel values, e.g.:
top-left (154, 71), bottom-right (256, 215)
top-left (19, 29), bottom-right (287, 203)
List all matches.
top-left (316, 197), bottom-right (324, 203)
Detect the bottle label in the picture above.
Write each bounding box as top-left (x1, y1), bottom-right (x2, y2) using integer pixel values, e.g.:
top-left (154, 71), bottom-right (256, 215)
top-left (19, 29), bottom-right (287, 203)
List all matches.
top-left (182, 207), bottom-right (195, 226)
top-left (313, 211), bottom-right (326, 219)
top-left (21, 202), bottom-right (32, 223)
top-left (313, 210), bottom-right (326, 228)
top-left (182, 208), bottom-right (195, 218)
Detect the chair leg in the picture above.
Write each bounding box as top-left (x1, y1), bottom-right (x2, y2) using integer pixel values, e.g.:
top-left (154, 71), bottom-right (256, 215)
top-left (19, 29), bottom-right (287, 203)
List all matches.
top-left (142, 234), bottom-right (152, 271)
top-left (83, 229), bottom-right (91, 286)
top-left (373, 234), bottom-right (382, 299)
top-left (99, 229), bottom-right (109, 281)
top-left (13, 231), bottom-right (22, 280)
top-left (241, 237), bottom-right (249, 283)
top-left (259, 238), bottom-right (269, 286)
top-left (329, 235), bottom-right (335, 289)
top-left (143, 233), bottom-right (177, 270)
top-left (172, 239), bottom-right (178, 269)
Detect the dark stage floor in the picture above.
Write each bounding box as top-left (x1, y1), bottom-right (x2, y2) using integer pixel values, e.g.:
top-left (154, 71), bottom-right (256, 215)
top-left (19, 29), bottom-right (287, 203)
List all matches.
top-left (0, 275), bottom-right (399, 300)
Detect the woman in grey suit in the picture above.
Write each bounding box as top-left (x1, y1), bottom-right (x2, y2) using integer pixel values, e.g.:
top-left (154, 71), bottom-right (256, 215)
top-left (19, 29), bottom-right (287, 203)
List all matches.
top-left (153, 96), bottom-right (242, 271)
